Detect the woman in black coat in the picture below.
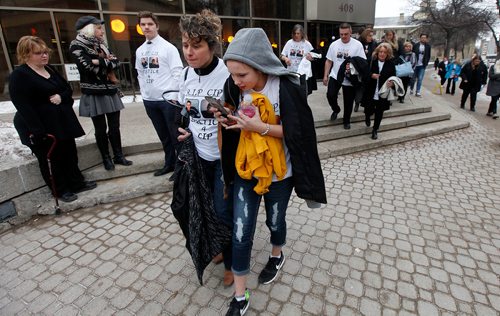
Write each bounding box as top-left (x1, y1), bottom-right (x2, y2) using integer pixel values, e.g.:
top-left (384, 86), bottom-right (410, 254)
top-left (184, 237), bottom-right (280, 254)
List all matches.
top-left (459, 55), bottom-right (488, 111)
top-left (355, 28), bottom-right (377, 112)
top-left (364, 42), bottom-right (396, 140)
top-left (9, 36), bottom-right (96, 202)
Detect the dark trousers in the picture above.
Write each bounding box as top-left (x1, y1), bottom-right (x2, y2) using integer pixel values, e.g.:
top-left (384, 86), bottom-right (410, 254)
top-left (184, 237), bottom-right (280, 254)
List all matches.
top-left (440, 74), bottom-right (446, 85)
top-left (31, 138), bottom-right (84, 196)
top-left (200, 158), bottom-right (233, 271)
top-left (488, 95), bottom-right (499, 114)
top-left (400, 77), bottom-right (411, 100)
top-left (91, 111), bottom-right (121, 158)
top-left (460, 87), bottom-right (477, 110)
top-left (326, 79), bottom-right (356, 124)
top-left (365, 99), bottom-right (386, 131)
top-left (446, 79), bottom-right (456, 95)
top-left (143, 100), bottom-right (179, 168)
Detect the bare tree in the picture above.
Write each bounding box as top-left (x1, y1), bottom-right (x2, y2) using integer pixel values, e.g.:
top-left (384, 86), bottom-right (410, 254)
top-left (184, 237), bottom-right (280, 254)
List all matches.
top-left (480, 9), bottom-right (500, 57)
top-left (411, 0), bottom-right (498, 56)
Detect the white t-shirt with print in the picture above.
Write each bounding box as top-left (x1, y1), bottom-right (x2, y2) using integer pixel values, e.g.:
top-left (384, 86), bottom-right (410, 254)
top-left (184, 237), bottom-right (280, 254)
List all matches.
top-left (326, 38), bottom-right (366, 86)
top-left (135, 35), bottom-right (183, 101)
top-left (417, 44), bottom-right (425, 66)
top-left (178, 58), bottom-right (229, 161)
top-left (241, 75), bottom-right (292, 181)
top-left (281, 39), bottom-right (314, 73)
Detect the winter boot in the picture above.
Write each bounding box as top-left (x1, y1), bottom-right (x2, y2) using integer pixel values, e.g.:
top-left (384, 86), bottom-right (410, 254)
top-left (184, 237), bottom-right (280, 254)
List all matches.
top-left (95, 133), bottom-right (115, 171)
top-left (109, 131), bottom-right (133, 166)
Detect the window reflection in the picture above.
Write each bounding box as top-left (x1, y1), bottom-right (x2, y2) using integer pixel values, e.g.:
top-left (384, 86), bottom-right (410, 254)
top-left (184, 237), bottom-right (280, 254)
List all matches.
top-left (221, 18), bottom-right (249, 54)
top-left (252, 20), bottom-right (279, 57)
top-left (101, 0), bottom-right (181, 13)
top-left (0, 0), bottom-right (98, 10)
top-left (252, 0), bottom-right (304, 19)
top-left (185, 0), bottom-right (249, 16)
top-left (0, 10), bottom-right (60, 67)
top-left (103, 14), bottom-right (183, 93)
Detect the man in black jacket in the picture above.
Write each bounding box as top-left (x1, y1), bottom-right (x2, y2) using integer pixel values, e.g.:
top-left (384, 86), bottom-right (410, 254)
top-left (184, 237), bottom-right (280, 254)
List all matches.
top-left (410, 33), bottom-right (431, 97)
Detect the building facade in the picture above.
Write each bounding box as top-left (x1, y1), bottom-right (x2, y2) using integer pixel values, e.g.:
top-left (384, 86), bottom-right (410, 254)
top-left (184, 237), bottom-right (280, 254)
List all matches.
top-left (0, 0), bottom-right (376, 100)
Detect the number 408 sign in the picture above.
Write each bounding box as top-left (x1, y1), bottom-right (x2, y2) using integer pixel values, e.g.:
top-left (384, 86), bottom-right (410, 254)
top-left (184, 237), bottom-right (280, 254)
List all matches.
top-left (308, 0), bottom-right (375, 24)
top-left (338, 3), bottom-right (354, 13)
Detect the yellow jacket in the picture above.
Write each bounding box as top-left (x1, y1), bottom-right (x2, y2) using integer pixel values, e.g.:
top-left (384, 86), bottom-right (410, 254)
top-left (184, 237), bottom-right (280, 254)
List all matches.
top-left (235, 92), bottom-right (287, 195)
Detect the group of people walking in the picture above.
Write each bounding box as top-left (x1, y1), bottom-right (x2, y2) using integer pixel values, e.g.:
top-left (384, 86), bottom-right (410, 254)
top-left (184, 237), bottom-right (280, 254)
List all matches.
top-left (322, 24), bottom-right (431, 140)
top-left (10, 10), bottom-right (326, 316)
top-left (9, 10), bottom-right (499, 315)
top-left (436, 54), bottom-right (497, 118)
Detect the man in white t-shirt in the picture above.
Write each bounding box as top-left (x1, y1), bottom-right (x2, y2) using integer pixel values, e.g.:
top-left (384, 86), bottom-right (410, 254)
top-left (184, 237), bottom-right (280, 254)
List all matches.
top-left (323, 23), bottom-right (366, 129)
top-left (135, 11), bottom-right (183, 177)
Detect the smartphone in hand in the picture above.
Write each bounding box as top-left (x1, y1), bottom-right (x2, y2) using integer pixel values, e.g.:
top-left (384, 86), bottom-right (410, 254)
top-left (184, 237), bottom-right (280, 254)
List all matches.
top-left (205, 96), bottom-right (230, 117)
top-left (204, 96), bottom-right (237, 126)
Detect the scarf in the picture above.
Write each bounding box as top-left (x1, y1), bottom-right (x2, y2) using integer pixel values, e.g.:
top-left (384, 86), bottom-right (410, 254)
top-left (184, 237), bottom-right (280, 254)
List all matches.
top-left (75, 33), bottom-right (111, 57)
top-left (235, 92), bottom-right (287, 195)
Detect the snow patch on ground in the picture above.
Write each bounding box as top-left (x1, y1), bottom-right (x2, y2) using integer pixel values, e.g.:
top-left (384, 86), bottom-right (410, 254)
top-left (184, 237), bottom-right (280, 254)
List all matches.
top-left (0, 121), bottom-right (33, 163)
top-left (0, 95), bottom-right (142, 114)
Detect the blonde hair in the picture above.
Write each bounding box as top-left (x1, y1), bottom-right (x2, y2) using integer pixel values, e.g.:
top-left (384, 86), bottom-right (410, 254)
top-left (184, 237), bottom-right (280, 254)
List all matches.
top-left (384, 30), bottom-right (398, 51)
top-left (403, 41), bottom-right (413, 50)
top-left (79, 23), bottom-right (96, 38)
top-left (373, 42), bottom-right (394, 60)
top-left (16, 36), bottom-right (51, 64)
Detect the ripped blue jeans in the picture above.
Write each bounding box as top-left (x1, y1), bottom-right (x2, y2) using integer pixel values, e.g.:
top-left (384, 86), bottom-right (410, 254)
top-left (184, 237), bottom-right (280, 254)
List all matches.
top-left (231, 175), bottom-right (294, 276)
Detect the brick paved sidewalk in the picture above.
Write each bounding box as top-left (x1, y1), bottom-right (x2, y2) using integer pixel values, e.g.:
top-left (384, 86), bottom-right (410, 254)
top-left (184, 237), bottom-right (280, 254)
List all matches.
top-left (0, 89), bottom-right (499, 315)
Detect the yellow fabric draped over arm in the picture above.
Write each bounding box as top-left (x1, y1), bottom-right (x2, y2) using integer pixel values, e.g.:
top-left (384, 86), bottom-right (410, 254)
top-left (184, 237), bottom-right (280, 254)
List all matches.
top-left (235, 92), bottom-right (287, 195)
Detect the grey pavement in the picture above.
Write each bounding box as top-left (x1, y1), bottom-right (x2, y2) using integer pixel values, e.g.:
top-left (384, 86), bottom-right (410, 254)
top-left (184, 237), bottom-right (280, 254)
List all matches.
top-left (0, 77), bottom-right (499, 315)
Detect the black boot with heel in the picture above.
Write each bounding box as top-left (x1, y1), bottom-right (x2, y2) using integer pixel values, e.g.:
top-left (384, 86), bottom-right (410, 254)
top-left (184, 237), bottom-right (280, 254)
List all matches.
top-left (96, 133), bottom-right (115, 171)
top-left (109, 131), bottom-right (133, 166)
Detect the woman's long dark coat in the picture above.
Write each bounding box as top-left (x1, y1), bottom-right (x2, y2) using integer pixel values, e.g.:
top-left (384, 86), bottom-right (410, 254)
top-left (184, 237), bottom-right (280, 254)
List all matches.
top-left (170, 134), bottom-right (232, 284)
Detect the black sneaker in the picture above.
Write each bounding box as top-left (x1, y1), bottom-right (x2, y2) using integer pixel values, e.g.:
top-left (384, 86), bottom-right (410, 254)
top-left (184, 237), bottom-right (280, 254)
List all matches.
top-left (258, 252), bottom-right (285, 284)
top-left (225, 290), bottom-right (250, 316)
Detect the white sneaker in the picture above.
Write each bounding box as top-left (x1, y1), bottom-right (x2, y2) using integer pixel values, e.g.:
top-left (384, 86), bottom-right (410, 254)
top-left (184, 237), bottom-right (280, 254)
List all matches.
top-left (493, 113), bottom-right (499, 119)
top-left (415, 93), bottom-right (422, 97)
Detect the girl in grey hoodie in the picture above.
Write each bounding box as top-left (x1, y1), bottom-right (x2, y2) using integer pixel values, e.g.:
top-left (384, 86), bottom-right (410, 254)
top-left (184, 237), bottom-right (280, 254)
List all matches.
top-left (216, 28), bottom-right (326, 316)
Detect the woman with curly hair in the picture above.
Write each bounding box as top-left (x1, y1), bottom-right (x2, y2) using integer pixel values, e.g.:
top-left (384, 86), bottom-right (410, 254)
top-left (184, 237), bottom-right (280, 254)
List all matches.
top-left (177, 9), bottom-right (234, 287)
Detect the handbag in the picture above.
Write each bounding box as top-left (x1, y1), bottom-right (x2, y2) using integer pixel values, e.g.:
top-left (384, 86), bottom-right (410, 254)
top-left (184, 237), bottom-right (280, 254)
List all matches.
top-left (395, 56), bottom-right (414, 77)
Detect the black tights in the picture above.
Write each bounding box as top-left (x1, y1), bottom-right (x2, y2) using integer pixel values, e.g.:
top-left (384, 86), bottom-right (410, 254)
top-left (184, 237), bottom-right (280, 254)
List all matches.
top-left (91, 111), bottom-right (121, 141)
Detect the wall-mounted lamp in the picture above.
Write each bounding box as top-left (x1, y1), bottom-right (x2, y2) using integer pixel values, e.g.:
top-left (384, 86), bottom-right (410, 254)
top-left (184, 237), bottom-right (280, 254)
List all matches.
top-left (136, 24), bottom-right (144, 35)
top-left (111, 19), bottom-right (126, 33)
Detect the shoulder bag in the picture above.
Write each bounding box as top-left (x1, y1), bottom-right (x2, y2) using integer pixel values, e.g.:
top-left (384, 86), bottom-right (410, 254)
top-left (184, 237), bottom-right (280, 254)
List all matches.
top-left (395, 56), bottom-right (414, 78)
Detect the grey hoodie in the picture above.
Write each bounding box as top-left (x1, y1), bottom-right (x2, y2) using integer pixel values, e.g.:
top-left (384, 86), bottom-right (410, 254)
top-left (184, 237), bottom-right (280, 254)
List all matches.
top-left (223, 28), bottom-right (299, 84)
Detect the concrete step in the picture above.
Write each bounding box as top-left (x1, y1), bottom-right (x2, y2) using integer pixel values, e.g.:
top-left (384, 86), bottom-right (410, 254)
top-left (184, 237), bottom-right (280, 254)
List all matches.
top-left (8, 118), bottom-right (469, 222)
top-left (11, 170), bottom-right (174, 219)
top-left (314, 104), bottom-right (432, 128)
top-left (317, 119), bottom-right (470, 159)
top-left (84, 150), bottom-right (165, 182)
top-left (316, 111), bottom-right (451, 142)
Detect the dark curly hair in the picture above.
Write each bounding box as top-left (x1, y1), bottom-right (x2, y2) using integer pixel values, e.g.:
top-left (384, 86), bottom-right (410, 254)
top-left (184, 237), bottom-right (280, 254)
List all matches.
top-left (179, 9), bottom-right (221, 52)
